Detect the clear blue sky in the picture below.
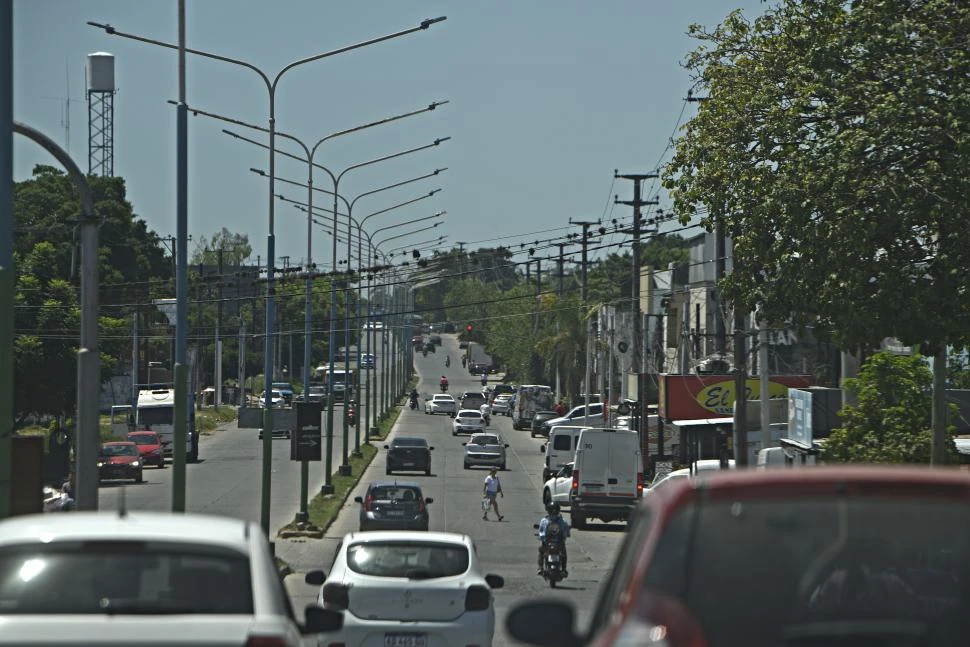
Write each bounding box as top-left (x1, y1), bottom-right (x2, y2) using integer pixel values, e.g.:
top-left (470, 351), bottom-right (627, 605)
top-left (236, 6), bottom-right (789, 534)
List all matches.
top-left (14, 1), bottom-right (766, 270)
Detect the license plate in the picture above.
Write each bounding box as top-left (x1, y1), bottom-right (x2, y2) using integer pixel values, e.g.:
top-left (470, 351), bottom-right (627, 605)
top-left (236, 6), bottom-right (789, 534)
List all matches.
top-left (548, 554), bottom-right (560, 563)
top-left (385, 510), bottom-right (405, 517)
top-left (402, 462), bottom-right (414, 467)
top-left (385, 634), bottom-right (426, 647)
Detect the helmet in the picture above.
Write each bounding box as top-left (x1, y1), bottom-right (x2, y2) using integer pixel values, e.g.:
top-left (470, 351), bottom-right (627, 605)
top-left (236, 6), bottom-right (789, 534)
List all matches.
top-left (546, 502), bottom-right (561, 515)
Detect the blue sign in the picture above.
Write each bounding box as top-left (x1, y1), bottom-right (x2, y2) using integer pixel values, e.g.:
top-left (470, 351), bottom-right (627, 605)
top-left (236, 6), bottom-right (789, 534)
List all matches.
top-left (787, 389), bottom-right (813, 448)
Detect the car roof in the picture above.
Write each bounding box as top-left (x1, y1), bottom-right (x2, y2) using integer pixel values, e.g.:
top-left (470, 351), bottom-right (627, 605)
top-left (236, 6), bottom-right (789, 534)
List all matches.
top-left (390, 436), bottom-right (428, 444)
top-left (650, 465), bottom-right (970, 508)
top-left (456, 409), bottom-right (483, 415)
top-left (368, 480), bottom-right (423, 489)
top-left (0, 512), bottom-right (257, 552)
top-left (342, 530), bottom-right (472, 547)
top-left (127, 430), bottom-right (158, 435)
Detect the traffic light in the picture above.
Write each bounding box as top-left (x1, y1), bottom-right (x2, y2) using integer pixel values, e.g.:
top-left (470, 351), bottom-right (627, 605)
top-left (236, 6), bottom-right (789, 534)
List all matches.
top-left (466, 324), bottom-right (473, 333)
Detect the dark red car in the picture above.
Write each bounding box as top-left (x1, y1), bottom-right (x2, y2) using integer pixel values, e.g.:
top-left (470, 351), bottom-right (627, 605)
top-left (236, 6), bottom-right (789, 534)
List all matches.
top-left (127, 430), bottom-right (165, 468)
top-left (98, 441), bottom-right (144, 484)
top-left (508, 465), bottom-right (970, 647)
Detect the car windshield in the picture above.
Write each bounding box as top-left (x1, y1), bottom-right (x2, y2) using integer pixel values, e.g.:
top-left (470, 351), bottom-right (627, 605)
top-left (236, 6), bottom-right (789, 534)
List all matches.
top-left (0, 541), bottom-right (253, 615)
top-left (346, 541), bottom-right (469, 579)
top-left (100, 444), bottom-right (138, 457)
top-left (641, 497), bottom-right (970, 647)
top-left (369, 486), bottom-right (422, 501)
top-left (458, 412), bottom-right (482, 420)
top-left (127, 435), bottom-right (158, 446)
top-left (393, 438), bottom-right (428, 448)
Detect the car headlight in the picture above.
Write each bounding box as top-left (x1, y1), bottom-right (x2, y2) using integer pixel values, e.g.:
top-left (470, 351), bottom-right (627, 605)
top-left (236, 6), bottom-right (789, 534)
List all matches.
top-left (97, 461), bottom-right (105, 468)
top-left (132, 461), bottom-right (141, 467)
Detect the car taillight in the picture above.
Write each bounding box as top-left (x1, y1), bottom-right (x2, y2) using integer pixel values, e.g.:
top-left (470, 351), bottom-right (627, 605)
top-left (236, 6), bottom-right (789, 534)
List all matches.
top-left (465, 585), bottom-right (490, 611)
top-left (571, 469), bottom-right (579, 491)
top-left (417, 497), bottom-right (426, 513)
top-left (322, 582), bottom-right (349, 610)
top-left (363, 494), bottom-right (373, 511)
top-left (243, 638), bottom-right (289, 647)
top-left (637, 472), bottom-right (644, 497)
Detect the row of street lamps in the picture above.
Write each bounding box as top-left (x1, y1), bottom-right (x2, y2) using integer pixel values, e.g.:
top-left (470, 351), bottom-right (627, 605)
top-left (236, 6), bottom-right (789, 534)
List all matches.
top-left (88, 12), bottom-right (448, 534)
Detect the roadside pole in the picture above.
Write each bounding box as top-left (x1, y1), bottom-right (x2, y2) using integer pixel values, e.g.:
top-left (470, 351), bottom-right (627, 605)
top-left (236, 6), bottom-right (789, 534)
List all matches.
top-left (0, 0), bottom-right (13, 519)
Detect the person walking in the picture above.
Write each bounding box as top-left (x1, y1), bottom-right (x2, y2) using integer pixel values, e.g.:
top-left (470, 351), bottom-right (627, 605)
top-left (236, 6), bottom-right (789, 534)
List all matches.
top-left (555, 400), bottom-right (567, 417)
top-left (482, 468), bottom-right (504, 521)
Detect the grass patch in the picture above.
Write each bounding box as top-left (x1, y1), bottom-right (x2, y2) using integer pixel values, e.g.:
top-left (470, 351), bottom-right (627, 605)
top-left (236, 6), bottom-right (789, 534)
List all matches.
top-left (197, 406), bottom-right (239, 433)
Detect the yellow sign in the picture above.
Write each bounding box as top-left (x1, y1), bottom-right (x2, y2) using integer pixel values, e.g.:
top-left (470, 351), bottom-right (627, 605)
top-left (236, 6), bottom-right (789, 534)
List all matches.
top-left (695, 379), bottom-right (791, 416)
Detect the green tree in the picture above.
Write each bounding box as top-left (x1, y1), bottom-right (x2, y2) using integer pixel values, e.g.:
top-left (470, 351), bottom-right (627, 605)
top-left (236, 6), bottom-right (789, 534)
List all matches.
top-left (191, 227), bottom-right (253, 266)
top-left (824, 352), bottom-right (957, 463)
top-left (663, 1), bottom-right (970, 353)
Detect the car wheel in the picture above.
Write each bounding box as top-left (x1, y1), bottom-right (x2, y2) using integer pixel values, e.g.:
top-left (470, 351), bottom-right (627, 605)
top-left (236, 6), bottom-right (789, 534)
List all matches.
top-left (543, 489), bottom-right (552, 505)
top-left (386, 467), bottom-right (393, 475)
top-left (425, 466), bottom-right (431, 476)
top-left (501, 462), bottom-right (507, 471)
top-left (135, 470), bottom-right (143, 484)
top-left (571, 511), bottom-right (587, 530)
top-left (531, 430), bottom-right (536, 438)
top-left (463, 462), bottom-right (470, 470)
top-left (157, 459), bottom-right (165, 469)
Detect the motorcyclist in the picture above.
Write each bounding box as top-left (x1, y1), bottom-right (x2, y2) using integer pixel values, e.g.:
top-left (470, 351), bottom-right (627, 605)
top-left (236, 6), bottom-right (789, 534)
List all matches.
top-left (439, 375), bottom-right (449, 392)
top-left (409, 388), bottom-right (419, 410)
top-left (480, 372), bottom-right (488, 387)
top-left (445, 355), bottom-right (451, 368)
top-left (537, 502), bottom-right (570, 576)
top-left (479, 401), bottom-right (492, 426)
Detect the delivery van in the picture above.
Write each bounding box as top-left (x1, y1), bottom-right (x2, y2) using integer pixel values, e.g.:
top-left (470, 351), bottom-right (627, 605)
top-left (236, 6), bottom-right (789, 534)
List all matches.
top-left (540, 425), bottom-right (586, 481)
top-left (569, 428), bottom-right (642, 529)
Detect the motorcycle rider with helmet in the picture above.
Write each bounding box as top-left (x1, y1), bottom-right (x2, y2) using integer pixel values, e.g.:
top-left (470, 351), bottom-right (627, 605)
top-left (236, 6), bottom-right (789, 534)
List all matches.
top-left (409, 388), bottom-right (419, 410)
top-left (439, 375), bottom-right (449, 392)
top-left (537, 502), bottom-right (570, 576)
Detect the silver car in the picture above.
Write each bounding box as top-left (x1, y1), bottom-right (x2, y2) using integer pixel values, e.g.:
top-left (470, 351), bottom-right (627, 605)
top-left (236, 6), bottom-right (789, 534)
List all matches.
top-left (491, 394), bottom-right (513, 416)
top-left (463, 432), bottom-right (509, 470)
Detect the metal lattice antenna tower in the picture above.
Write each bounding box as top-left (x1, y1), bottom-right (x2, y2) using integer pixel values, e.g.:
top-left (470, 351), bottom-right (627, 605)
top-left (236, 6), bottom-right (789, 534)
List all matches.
top-left (87, 52), bottom-right (116, 176)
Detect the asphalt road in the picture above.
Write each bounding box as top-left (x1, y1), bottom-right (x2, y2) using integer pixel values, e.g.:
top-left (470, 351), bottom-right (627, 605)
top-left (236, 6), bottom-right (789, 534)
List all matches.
top-left (282, 334), bottom-right (628, 647)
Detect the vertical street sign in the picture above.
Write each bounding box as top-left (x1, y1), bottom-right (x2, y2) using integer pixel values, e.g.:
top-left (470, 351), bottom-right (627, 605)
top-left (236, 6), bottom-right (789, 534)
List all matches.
top-left (292, 402), bottom-right (322, 461)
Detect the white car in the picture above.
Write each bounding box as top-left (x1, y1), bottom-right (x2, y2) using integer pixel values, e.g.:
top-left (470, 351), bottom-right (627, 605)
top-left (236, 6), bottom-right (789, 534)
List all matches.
top-left (542, 461), bottom-right (574, 507)
top-left (646, 459), bottom-right (736, 495)
top-left (305, 531), bottom-right (504, 647)
top-left (462, 432), bottom-right (509, 470)
top-left (424, 393), bottom-right (457, 416)
top-left (491, 393), bottom-right (513, 415)
top-left (0, 511), bottom-right (341, 645)
top-left (452, 409), bottom-right (487, 436)
top-left (258, 389), bottom-right (286, 408)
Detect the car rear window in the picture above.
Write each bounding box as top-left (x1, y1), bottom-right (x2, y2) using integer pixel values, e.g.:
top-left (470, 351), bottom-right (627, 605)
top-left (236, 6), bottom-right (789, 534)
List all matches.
top-left (0, 541), bottom-right (253, 615)
top-left (458, 412), bottom-right (482, 420)
top-left (641, 497), bottom-right (970, 647)
top-left (552, 435), bottom-right (572, 450)
top-left (370, 486), bottom-right (421, 501)
top-left (472, 436), bottom-right (499, 446)
top-left (393, 438), bottom-right (427, 448)
top-left (346, 541), bottom-right (469, 579)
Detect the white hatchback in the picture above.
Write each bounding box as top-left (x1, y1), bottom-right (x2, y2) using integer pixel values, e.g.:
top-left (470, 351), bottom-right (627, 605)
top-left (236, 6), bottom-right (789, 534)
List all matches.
top-left (462, 432), bottom-right (509, 470)
top-left (542, 461), bottom-right (575, 507)
top-left (452, 409), bottom-right (487, 436)
top-left (0, 511), bottom-right (341, 646)
top-left (424, 393), bottom-right (457, 416)
top-left (305, 531), bottom-right (504, 647)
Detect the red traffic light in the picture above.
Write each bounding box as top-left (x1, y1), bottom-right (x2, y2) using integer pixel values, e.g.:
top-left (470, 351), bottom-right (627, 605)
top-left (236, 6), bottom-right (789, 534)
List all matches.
top-left (466, 324), bottom-right (473, 332)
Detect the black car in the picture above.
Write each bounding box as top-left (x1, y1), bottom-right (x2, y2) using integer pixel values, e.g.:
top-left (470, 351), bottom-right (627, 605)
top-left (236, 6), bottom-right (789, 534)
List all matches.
top-left (468, 362), bottom-right (490, 375)
top-left (354, 481), bottom-right (433, 531)
top-left (385, 436), bottom-right (434, 475)
top-left (531, 410), bottom-right (561, 438)
top-left (423, 341), bottom-right (436, 354)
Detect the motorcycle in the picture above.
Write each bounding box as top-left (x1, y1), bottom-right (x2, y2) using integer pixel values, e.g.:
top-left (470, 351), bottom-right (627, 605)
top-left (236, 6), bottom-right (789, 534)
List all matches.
top-left (409, 394), bottom-right (419, 410)
top-left (440, 379), bottom-right (449, 393)
top-left (445, 356), bottom-right (451, 368)
top-left (534, 523), bottom-right (566, 588)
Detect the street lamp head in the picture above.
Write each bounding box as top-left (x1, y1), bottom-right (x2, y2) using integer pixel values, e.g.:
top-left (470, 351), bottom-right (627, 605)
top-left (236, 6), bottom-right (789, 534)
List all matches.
top-left (433, 167), bottom-right (447, 175)
top-left (251, 168), bottom-right (267, 176)
top-left (429, 189), bottom-right (441, 196)
top-left (420, 16), bottom-right (447, 29)
top-left (87, 21), bottom-right (116, 34)
top-left (433, 137), bottom-right (452, 145)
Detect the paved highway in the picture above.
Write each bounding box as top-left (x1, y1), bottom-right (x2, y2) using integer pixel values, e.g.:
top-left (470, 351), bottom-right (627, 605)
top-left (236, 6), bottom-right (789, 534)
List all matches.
top-left (282, 334), bottom-right (627, 646)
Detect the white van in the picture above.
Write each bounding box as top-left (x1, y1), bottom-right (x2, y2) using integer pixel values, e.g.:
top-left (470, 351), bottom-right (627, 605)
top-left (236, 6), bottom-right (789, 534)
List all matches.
top-left (757, 447), bottom-right (789, 469)
top-left (540, 425), bottom-right (586, 481)
top-left (569, 428), bottom-right (643, 529)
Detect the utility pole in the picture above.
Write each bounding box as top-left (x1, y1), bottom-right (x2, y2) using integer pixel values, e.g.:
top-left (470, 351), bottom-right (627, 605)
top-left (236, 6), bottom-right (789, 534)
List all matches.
top-left (570, 218), bottom-right (599, 413)
top-left (215, 248), bottom-right (223, 407)
top-left (732, 297), bottom-right (749, 467)
top-left (614, 171), bottom-right (658, 426)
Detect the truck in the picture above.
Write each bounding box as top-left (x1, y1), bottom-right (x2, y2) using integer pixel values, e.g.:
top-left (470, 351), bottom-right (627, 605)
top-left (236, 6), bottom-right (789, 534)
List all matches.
top-left (314, 365), bottom-right (357, 402)
top-left (111, 388), bottom-right (199, 463)
top-left (511, 384), bottom-right (555, 430)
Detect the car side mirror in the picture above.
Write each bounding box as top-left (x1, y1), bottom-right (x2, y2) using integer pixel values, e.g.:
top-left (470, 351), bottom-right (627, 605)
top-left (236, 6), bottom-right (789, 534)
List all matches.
top-left (485, 573), bottom-right (504, 589)
top-left (383, 444), bottom-right (390, 449)
top-left (504, 444), bottom-right (509, 448)
top-left (533, 523), bottom-right (540, 529)
top-left (353, 496), bottom-right (363, 504)
top-left (302, 604), bottom-right (343, 634)
top-left (461, 443), bottom-right (467, 447)
top-left (428, 446), bottom-right (435, 451)
top-left (304, 569), bottom-right (327, 586)
top-left (540, 445), bottom-right (546, 453)
top-left (506, 600), bottom-right (579, 647)
top-left (425, 497), bottom-right (434, 504)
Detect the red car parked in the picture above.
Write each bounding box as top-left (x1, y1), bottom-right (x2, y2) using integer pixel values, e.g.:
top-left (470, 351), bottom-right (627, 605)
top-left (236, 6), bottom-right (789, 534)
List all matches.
top-left (127, 430), bottom-right (165, 468)
top-left (508, 465), bottom-right (970, 647)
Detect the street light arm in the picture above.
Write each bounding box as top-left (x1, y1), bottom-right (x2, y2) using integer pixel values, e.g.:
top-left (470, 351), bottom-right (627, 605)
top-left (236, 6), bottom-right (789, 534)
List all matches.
top-left (174, 101), bottom-right (312, 158)
top-left (386, 234), bottom-right (447, 255)
top-left (87, 21), bottom-right (271, 92)
top-left (372, 212), bottom-right (446, 240)
top-left (351, 169), bottom-right (446, 214)
top-left (273, 18), bottom-right (447, 90)
top-left (276, 193), bottom-right (350, 223)
top-left (311, 101), bottom-right (449, 157)
top-left (230, 129), bottom-right (338, 186)
top-left (336, 138), bottom-right (451, 184)
top-left (375, 222), bottom-right (445, 249)
top-left (359, 191), bottom-right (442, 228)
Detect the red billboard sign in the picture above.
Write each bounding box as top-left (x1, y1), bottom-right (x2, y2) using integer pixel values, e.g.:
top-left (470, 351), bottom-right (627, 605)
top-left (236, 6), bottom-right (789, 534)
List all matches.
top-left (659, 374), bottom-right (813, 420)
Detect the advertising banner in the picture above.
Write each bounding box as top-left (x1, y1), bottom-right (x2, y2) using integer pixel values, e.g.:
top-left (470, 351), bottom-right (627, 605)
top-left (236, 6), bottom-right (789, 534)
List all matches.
top-left (659, 374), bottom-right (813, 420)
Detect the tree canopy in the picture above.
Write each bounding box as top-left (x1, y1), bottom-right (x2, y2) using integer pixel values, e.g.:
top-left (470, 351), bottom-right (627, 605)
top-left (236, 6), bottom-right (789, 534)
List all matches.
top-left (663, 0), bottom-right (970, 353)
